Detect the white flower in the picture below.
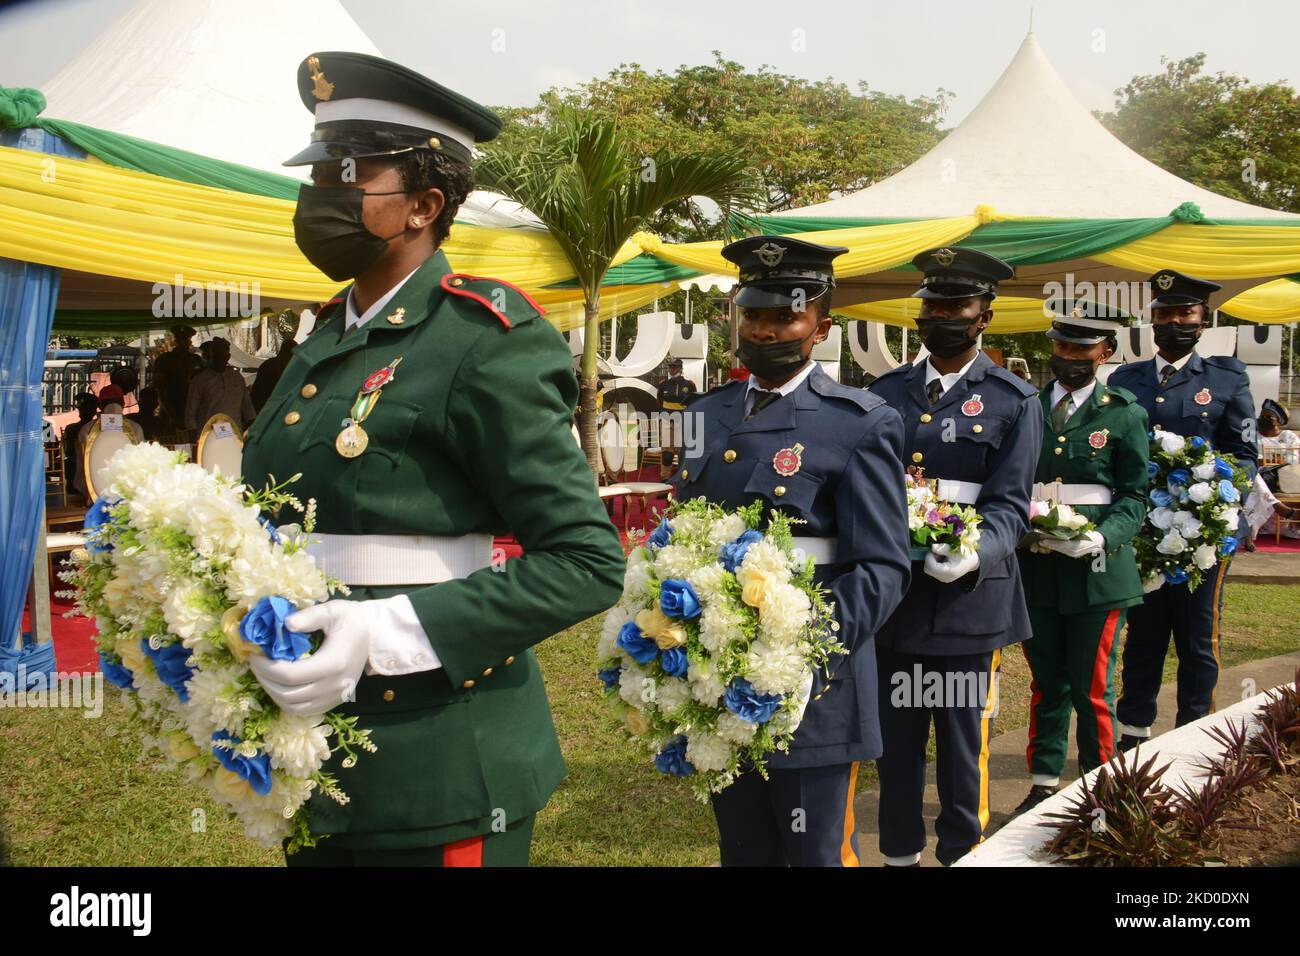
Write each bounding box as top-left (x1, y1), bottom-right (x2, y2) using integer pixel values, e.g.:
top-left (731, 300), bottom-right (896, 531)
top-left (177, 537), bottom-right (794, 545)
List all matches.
top-left (262, 713), bottom-right (332, 778)
top-left (618, 664), bottom-right (651, 711)
top-left (687, 658), bottom-right (725, 707)
top-left (655, 677), bottom-right (692, 716)
top-left (685, 732), bottom-right (732, 774)
top-left (1056, 505), bottom-right (1089, 531)
top-left (186, 663), bottom-right (252, 738)
top-left (706, 514), bottom-right (748, 550)
top-left (757, 583), bottom-right (811, 646)
top-left (715, 711), bottom-right (758, 746)
top-left (1193, 544), bottom-right (1218, 570)
top-left (1216, 506), bottom-right (1241, 528)
top-left (1149, 507), bottom-right (1177, 531)
top-left (1156, 530), bottom-right (1188, 555)
top-left (161, 581), bottom-right (220, 647)
top-left (622, 551), bottom-right (653, 600)
top-left (1187, 482), bottom-right (1214, 504)
top-left (103, 442), bottom-right (186, 499)
top-left (746, 640), bottom-right (807, 696)
top-left (739, 539), bottom-right (793, 582)
top-left (1159, 432), bottom-right (1186, 455)
top-left (653, 543), bottom-right (705, 580)
top-left (598, 603), bottom-right (634, 660)
top-left (1192, 462), bottom-right (1217, 481)
top-left (686, 563), bottom-right (728, 605)
top-left (698, 604), bottom-right (744, 654)
top-left (1171, 512), bottom-right (1202, 539)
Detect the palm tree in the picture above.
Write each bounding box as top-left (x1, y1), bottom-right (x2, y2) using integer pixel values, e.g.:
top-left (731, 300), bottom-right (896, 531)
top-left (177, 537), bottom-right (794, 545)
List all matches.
top-left (476, 107), bottom-right (760, 478)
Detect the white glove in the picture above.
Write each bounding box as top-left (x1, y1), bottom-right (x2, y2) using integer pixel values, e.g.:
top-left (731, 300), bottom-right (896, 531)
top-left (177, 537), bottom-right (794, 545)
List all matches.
top-left (924, 542), bottom-right (980, 583)
top-left (249, 598), bottom-right (394, 717)
top-left (1039, 530), bottom-right (1106, 559)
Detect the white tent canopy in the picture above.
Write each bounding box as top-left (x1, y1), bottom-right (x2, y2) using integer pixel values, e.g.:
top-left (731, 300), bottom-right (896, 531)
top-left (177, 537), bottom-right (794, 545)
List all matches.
top-left (38, 0), bottom-right (539, 229)
top-left (777, 32), bottom-right (1299, 222)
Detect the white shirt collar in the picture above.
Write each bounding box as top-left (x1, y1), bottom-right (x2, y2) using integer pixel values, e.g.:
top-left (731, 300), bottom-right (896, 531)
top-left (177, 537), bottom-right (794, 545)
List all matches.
top-left (345, 264), bottom-right (423, 331)
top-left (1050, 379), bottom-right (1097, 413)
top-left (923, 353), bottom-right (979, 395)
top-left (746, 360), bottom-right (817, 398)
top-left (1155, 351), bottom-right (1194, 374)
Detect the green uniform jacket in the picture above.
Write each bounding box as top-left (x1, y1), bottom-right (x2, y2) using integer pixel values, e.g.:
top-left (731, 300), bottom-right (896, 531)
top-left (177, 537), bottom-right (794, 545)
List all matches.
top-left (241, 251), bottom-right (625, 847)
top-left (1018, 381), bottom-right (1150, 613)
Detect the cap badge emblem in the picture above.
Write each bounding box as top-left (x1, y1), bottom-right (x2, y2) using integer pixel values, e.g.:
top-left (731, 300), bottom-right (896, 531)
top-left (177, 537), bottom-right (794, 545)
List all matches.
top-left (307, 56), bottom-right (334, 102)
top-left (755, 242), bottom-right (786, 267)
top-left (933, 248), bottom-right (956, 267)
top-left (1156, 273), bottom-right (1175, 290)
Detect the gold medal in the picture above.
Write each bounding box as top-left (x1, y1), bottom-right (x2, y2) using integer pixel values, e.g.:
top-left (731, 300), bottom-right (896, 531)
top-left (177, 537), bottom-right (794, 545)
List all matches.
top-left (336, 422), bottom-right (369, 458)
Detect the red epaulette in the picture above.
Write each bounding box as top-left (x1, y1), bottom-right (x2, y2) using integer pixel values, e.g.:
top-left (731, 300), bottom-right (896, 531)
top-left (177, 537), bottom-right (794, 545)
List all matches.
top-left (441, 273), bottom-right (547, 330)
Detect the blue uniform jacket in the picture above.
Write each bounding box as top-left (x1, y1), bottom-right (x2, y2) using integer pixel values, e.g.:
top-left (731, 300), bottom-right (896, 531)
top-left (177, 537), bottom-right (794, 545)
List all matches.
top-left (1107, 354), bottom-right (1259, 480)
top-left (673, 365), bottom-right (912, 768)
top-left (867, 352), bottom-right (1043, 655)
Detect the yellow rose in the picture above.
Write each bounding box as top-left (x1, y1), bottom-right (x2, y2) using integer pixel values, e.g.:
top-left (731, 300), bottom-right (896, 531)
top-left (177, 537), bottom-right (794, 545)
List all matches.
top-left (221, 605), bottom-right (261, 663)
top-left (741, 570), bottom-right (772, 610)
top-left (211, 767), bottom-right (255, 802)
top-left (655, 623), bottom-right (687, 650)
top-left (165, 731), bottom-right (201, 762)
top-left (623, 708), bottom-right (650, 735)
top-left (115, 637), bottom-right (150, 676)
top-left (636, 607), bottom-right (686, 649)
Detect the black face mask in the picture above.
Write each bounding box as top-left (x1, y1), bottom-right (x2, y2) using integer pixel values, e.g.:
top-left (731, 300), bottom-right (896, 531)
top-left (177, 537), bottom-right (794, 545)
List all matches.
top-left (916, 317), bottom-right (980, 359)
top-left (293, 184), bottom-right (408, 282)
top-left (1050, 355), bottom-right (1097, 389)
top-left (736, 330), bottom-right (813, 382)
top-left (1152, 322), bottom-right (1202, 359)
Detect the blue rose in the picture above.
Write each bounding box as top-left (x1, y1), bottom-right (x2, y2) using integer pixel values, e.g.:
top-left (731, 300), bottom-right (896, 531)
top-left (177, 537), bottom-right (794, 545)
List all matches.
top-left (1149, 489), bottom-right (1173, 508)
top-left (211, 731), bottom-right (273, 796)
top-left (720, 529), bottom-right (764, 573)
top-left (1189, 436), bottom-right (1206, 450)
top-left (239, 596), bottom-right (312, 662)
top-left (616, 620), bottom-right (659, 664)
top-left (1163, 567), bottom-right (1190, 585)
top-left (647, 519), bottom-right (673, 550)
top-left (1167, 468), bottom-right (1191, 488)
top-left (1217, 479), bottom-right (1240, 504)
top-left (659, 579), bottom-right (701, 619)
top-left (82, 496), bottom-right (117, 553)
top-left (140, 639), bottom-right (195, 702)
top-left (598, 666), bottom-right (622, 690)
top-left (1147, 461), bottom-right (1159, 478)
top-left (653, 736), bottom-right (695, 776)
top-left (660, 646), bottom-right (689, 678)
top-left (1220, 536), bottom-right (1238, 557)
top-left (98, 653), bottom-right (135, 690)
top-left (724, 677), bottom-right (784, 724)
top-left (1214, 457), bottom-right (1234, 479)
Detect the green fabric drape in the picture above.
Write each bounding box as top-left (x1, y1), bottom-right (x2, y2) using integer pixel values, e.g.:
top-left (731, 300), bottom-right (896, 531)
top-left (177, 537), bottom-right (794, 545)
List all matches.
top-left (52, 309), bottom-right (252, 334)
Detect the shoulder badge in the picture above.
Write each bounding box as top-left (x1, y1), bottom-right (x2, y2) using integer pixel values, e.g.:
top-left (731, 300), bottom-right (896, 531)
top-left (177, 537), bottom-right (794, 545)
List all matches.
top-left (961, 394), bottom-right (984, 417)
top-left (442, 273), bottom-right (546, 330)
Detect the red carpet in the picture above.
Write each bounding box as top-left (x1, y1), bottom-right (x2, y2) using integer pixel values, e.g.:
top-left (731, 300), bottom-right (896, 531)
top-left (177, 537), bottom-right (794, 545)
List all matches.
top-left (1254, 536), bottom-right (1300, 553)
top-left (20, 595), bottom-right (99, 676)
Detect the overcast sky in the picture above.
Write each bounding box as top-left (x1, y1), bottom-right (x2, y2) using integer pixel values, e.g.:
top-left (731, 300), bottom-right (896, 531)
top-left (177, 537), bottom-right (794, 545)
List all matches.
top-left (2, 0), bottom-right (1298, 127)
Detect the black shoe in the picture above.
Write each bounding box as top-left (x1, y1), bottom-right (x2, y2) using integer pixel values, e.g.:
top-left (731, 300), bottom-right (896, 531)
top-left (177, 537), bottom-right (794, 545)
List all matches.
top-left (1117, 734), bottom-right (1144, 753)
top-left (1010, 784), bottom-right (1058, 819)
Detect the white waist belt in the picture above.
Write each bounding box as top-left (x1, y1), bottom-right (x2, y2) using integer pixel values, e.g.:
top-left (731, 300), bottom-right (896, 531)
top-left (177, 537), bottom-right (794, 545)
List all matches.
top-left (303, 532), bottom-right (495, 586)
top-left (791, 536), bottom-right (837, 566)
top-left (933, 479), bottom-right (983, 505)
top-left (1032, 482), bottom-right (1113, 506)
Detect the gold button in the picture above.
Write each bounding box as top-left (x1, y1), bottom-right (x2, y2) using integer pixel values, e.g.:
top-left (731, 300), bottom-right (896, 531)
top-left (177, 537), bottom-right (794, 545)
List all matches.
top-left (462, 679), bottom-right (476, 689)
top-left (382, 689), bottom-right (395, 702)
top-left (920, 413), bottom-right (932, 424)
top-left (504, 656), bottom-right (515, 665)
top-left (1056, 476), bottom-right (1064, 482)
top-left (300, 384), bottom-right (317, 399)
top-left (428, 135), bottom-right (441, 149)
top-left (1058, 435), bottom-right (1067, 443)
top-left (1054, 447), bottom-right (1063, 455)
top-left (1201, 411), bottom-right (1208, 418)
top-left (972, 424), bottom-right (983, 434)
top-left (1100, 395), bottom-right (1110, 404)
top-left (450, 276), bottom-right (465, 287)
top-left (284, 411), bottom-right (301, 425)
top-left (723, 449), bottom-right (737, 463)
top-left (774, 485), bottom-right (786, 497)
top-left (813, 694), bottom-right (823, 701)
top-left (912, 452), bottom-right (924, 463)
top-left (681, 469), bottom-right (689, 480)
top-left (1156, 396), bottom-right (1166, 404)
top-left (481, 667), bottom-right (494, 678)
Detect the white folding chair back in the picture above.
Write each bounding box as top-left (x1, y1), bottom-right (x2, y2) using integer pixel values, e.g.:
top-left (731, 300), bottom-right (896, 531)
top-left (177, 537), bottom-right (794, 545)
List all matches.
top-left (83, 417), bottom-right (141, 500)
top-left (196, 414), bottom-right (245, 478)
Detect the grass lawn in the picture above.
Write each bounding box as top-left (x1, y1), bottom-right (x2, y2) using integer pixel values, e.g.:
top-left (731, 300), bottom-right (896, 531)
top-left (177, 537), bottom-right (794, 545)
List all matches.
top-left (2, 582), bottom-right (1297, 867)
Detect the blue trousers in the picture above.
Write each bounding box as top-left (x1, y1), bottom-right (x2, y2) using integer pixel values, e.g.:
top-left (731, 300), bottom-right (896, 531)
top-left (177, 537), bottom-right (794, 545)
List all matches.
top-left (711, 762), bottom-right (861, 866)
top-left (875, 645), bottom-right (1000, 866)
top-left (1117, 559), bottom-right (1230, 732)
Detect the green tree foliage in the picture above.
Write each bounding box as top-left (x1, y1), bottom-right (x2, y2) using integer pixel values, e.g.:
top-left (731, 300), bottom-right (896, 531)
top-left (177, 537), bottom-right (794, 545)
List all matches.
top-left (1100, 53), bottom-right (1300, 214)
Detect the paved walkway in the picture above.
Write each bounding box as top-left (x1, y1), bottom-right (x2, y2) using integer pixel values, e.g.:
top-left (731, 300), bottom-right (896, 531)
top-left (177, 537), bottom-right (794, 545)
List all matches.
top-left (1226, 550), bottom-right (1300, 584)
top-left (851, 649), bottom-right (1300, 866)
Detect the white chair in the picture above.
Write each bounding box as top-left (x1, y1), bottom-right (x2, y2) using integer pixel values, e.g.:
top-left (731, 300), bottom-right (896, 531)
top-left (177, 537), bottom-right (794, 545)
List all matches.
top-left (82, 414), bottom-right (143, 500)
top-left (196, 413), bottom-right (244, 478)
top-left (574, 424), bottom-right (630, 523)
top-left (605, 415), bottom-right (672, 529)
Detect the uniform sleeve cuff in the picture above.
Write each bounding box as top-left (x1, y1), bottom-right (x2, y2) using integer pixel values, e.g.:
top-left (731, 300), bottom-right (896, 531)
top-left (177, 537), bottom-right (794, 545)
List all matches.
top-left (365, 594), bottom-right (443, 676)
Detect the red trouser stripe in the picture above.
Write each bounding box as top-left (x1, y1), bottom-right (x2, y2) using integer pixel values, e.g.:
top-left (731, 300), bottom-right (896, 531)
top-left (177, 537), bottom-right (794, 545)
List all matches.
top-left (1023, 644), bottom-right (1041, 774)
top-left (1089, 609), bottom-right (1122, 766)
top-left (442, 835), bottom-right (484, 867)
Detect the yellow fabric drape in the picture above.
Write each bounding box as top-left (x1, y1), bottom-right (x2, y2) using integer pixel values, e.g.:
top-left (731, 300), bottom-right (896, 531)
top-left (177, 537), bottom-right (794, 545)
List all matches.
top-left (0, 145), bottom-right (599, 301)
top-left (837, 296), bottom-right (1058, 334)
top-left (1096, 223), bottom-right (1300, 278)
top-left (1219, 279), bottom-right (1300, 323)
top-left (531, 283), bottom-right (675, 333)
top-left (634, 217), bottom-right (978, 278)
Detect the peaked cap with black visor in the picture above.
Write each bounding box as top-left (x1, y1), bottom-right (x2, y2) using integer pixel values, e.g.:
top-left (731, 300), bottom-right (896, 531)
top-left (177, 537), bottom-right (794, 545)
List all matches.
top-left (721, 236), bottom-right (849, 310)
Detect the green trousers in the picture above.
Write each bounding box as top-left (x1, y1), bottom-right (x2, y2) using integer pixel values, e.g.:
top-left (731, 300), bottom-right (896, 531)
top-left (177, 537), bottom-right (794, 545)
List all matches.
top-left (284, 813), bottom-right (536, 867)
top-left (1024, 607), bottom-right (1126, 780)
